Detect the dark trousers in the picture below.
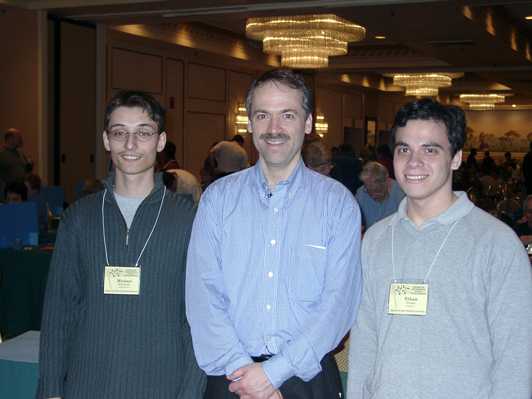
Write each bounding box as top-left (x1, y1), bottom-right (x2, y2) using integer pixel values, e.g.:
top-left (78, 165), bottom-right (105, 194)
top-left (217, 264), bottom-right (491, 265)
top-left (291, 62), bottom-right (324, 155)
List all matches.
top-left (204, 353), bottom-right (342, 399)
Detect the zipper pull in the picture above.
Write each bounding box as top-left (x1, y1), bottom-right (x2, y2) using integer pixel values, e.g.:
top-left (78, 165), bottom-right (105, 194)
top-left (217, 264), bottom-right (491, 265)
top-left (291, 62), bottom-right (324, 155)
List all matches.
top-left (125, 228), bottom-right (129, 247)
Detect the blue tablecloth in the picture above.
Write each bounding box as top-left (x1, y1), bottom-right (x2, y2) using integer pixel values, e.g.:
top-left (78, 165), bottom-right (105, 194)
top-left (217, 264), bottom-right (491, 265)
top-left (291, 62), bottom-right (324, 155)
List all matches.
top-left (0, 331), bottom-right (39, 398)
top-left (0, 249), bottom-right (52, 339)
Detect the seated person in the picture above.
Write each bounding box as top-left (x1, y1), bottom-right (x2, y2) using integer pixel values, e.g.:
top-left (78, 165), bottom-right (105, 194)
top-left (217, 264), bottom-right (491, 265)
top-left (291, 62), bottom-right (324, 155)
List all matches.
top-left (163, 169), bottom-right (202, 204)
top-left (355, 161), bottom-right (405, 229)
top-left (25, 173), bottom-right (48, 231)
top-left (5, 181), bottom-right (28, 203)
top-left (302, 137), bottom-right (333, 175)
top-left (515, 194), bottom-right (532, 247)
top-left (156, 140), bottom-right (180, 171)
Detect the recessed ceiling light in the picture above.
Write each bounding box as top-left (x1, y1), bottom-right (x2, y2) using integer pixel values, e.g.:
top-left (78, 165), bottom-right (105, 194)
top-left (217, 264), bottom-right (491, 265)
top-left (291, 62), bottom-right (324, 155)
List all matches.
top-left (375, 35), bottom-right (386, 40)
top-left (526, 16), bottom-right (532, 20)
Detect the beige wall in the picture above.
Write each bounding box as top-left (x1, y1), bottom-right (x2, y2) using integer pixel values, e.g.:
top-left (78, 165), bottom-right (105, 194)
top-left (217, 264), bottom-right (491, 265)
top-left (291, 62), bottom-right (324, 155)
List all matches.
top-left (0, 6), bottom-right (41, 175)
top-left (105, 28), bottom-right (263, 178)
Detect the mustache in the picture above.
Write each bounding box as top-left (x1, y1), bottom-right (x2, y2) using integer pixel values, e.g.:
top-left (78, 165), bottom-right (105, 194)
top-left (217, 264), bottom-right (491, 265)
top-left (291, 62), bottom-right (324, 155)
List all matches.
top-left (259, 133), bottom-right (290, 141)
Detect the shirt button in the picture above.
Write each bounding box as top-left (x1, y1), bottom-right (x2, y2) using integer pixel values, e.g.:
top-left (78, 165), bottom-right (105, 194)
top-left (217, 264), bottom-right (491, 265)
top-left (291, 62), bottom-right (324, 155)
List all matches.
top-left (267, 271), bottom-right (273, 278)
top-left (270, 239), bottom-right (276, 246)
top-left (266, 304), bottom-right (272, 311)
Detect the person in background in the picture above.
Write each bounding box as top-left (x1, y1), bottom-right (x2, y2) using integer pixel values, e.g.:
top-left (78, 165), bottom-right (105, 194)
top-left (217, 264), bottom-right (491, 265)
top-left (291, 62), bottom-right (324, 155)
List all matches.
top-left (514, 194), bottom-right (532, 247)
top-left (4, 181), bottom-right (28, 203)
top-left (466, 147), bottom-right (478, 171)
top-left (481, 150), bottom-right (496, 175)
top-left (329, 143), bottom-right (363, 196)
top-left (301, 137), bottom-right (333, 175)
top-left (187, 69), bottom-right (362, 399)
top-left (25, 173), bottom-right (48, 232)
top-left (0, 128), bottom-right (33, 199)
top-left (210, 140), bottom-right (249, 181)
top-left (37, 90), bottom-right (205, 399)
top-left (163, 168), bottom-right (202, 205)
top-left (231, 134), bottom-right (245, 147)
top-left (355, 161), bottom-right (404, 230)
top-left (347, 98), bottom-right (532, 399)
top-left (375, 144), bottom-right (394, 179)
top-left (156, 139), bottom-right (180, 171)
top-left (523, 141), bottom-right (532, 194)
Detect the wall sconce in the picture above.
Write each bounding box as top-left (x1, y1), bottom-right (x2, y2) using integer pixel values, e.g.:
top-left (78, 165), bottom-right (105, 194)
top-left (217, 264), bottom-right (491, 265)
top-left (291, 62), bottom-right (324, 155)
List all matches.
top-left (315, 114), bottom-right (328, 138)
top-left (235, 104), bottom-right (249, 134)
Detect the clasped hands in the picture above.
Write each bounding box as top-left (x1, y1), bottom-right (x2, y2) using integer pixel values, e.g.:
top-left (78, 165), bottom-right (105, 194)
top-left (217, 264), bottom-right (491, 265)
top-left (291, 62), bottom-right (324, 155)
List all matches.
top-left (227, 363), bottom-right (283, 399)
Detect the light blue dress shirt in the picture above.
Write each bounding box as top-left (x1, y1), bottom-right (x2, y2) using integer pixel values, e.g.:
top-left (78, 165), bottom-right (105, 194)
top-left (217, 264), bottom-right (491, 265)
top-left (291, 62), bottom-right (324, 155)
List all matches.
top-left (186, 160), bottom-right (362, 388)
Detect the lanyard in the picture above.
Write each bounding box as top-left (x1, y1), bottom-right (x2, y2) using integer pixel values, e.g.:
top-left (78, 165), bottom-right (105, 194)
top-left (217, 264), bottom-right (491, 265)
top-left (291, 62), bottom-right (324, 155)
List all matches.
top-left (101, 186), bottom-right (166, 267)
top-left (391, 219), bottom-right (458, 283)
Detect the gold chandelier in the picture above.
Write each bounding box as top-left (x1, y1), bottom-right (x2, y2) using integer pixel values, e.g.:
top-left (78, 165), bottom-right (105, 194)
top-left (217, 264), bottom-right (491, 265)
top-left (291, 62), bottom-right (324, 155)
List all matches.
top-left (246, 14), bottom-right (366, 68)
top-left (459, 94), bottom-right (506, 110)
top-left (393, 73), bottom-right (453, 97)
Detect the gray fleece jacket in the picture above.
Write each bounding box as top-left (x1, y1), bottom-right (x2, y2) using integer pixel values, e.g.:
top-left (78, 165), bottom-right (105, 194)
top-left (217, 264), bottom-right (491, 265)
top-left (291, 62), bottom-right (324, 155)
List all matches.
top-left (348, 192), bottom-right (532, 399)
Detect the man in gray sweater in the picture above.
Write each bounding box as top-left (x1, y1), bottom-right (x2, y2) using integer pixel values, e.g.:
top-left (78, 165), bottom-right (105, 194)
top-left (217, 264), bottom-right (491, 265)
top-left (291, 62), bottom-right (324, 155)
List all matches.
top-left (37, 91), bottom-right (205, 398)
top-left (347, 98), bottom-right (532, 399)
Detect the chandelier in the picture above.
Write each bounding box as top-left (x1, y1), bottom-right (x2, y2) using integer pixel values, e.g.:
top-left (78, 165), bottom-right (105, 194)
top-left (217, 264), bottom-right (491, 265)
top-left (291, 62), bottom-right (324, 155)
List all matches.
top-left (459, 94), bottom-right (506, 110)
top-left (393, 73), bottom-right (453, 97)
top-left (246, 14), bottom-right (366, 68)
top-left (314, 114), bottom-right (328, 138)
top-left (235, 105), bottom-right (249, 134)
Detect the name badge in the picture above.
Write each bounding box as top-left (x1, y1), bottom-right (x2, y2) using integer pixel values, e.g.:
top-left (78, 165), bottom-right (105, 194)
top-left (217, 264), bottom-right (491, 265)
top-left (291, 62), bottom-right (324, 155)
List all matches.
top-left (388, 282), bottom-right (428, 316)
top-left (104, 266), bottom-right (141, 295)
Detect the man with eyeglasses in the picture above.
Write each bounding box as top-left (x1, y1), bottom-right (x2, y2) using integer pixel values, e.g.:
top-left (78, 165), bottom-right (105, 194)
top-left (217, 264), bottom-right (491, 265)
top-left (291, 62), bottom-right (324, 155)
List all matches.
top-left (37, 91), bottom-right (205, 399)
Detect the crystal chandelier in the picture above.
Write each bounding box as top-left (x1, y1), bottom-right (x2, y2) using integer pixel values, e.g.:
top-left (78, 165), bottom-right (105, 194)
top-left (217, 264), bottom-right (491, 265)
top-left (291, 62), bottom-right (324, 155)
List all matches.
top-left (459, 94), bottom-right (506, 110)
top-left (393, 73), bottom-right (453, 97)
top-left (246, 14), bottom-right (366, 68)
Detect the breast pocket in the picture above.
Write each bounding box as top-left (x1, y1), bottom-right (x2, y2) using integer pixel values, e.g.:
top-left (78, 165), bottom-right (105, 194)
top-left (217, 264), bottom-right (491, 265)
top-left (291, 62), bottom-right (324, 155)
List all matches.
top-left (288, 245), bottom-right (327, 302)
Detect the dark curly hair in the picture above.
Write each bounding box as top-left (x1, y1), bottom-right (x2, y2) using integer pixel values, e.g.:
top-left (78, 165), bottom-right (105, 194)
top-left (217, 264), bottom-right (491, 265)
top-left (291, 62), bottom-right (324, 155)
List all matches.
top-left (391, 98), bottom-right (466, 156)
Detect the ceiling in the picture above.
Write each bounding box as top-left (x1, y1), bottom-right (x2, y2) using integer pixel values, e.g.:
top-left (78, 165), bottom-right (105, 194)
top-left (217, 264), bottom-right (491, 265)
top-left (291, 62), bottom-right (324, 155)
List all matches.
top-left (5, 0), bottom-right (532, 108)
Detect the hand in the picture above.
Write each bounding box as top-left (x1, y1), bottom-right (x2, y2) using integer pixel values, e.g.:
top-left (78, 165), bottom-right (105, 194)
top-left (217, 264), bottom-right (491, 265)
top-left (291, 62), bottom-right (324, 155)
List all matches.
top-left (227, 363), bottom-right (276, 399)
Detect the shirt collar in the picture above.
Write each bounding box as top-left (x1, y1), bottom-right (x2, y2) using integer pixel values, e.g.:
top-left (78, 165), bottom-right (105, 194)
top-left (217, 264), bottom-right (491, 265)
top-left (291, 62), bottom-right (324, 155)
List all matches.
top-left (253, 159), bottom-right (305, 207)
top-left (389, 191), bottom-right (474, 229)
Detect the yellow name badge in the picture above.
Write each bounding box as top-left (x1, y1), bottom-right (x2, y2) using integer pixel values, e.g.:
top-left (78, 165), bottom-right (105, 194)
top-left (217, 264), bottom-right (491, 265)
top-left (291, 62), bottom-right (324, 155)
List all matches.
top-left (388, 282), bottom-right (428, 316)
top-left (104, 266), bottom-right (141, 295)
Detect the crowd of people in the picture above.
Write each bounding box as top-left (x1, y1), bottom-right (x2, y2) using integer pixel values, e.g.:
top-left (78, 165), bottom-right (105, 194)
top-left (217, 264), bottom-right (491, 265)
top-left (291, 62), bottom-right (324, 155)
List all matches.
top-left (2, 69), bottom-right (531, 399)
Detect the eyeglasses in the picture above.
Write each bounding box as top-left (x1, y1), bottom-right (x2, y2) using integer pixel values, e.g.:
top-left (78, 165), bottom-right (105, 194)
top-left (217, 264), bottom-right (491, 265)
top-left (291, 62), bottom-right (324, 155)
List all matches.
top-left (107, 129), bottom-right (158, 142)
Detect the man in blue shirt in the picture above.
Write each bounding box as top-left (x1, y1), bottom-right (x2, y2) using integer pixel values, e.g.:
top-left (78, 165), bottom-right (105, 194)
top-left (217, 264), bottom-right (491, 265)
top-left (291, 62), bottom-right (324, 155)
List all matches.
top-left (355, 161), bottom-right (405, 230)
top-left (186, 69), bottom-right (362, 399)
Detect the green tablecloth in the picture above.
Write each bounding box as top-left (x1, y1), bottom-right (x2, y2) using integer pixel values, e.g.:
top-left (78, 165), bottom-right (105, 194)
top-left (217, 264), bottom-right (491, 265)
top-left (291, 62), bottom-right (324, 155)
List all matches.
top-left (0, 249), bottom-right (52, 339)
top-left (0, 331), bottom-right (39, 399)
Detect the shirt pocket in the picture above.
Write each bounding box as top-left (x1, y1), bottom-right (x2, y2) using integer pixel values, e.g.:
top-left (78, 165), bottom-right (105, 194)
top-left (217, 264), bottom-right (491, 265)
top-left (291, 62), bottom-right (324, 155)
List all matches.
top-left (288, 245), bottom-right (327, 302)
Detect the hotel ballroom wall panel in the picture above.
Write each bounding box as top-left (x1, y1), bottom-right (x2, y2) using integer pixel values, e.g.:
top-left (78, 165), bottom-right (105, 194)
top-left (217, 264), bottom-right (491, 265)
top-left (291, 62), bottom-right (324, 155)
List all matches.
top-left (184, 112), bottom-right (225, 177)
top-left (165, 59), bottom-right (185, 166)
top-left (111, 48), bottom-right (163, 94)
top-left (0, 6), bottom-right (40, 176)
top-left (187, 64), bottom-right (226, 102)
top-left (59, 21), bottom-right (96, 203)
top-left (228, 71), bottom-right (256, 162)
top-left (315, 88), bottom-right (347, 147)
top-left (106, 28), bottom-right (266, 177)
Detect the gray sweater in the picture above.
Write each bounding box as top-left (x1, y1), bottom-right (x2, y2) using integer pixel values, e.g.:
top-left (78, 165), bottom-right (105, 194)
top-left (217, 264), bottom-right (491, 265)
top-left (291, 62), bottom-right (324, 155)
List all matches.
top-left (348, 192), bottom-right (532, 399)
top-left (37, 174), bottom-right (205, 399)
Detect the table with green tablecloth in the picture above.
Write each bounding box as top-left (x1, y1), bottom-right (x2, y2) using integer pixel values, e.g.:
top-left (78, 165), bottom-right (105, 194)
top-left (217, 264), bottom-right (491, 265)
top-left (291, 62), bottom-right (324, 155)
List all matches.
top-left (0, 249), bottom-right (52, 339)
top-left (0, 330), bottom-right (39, 398)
